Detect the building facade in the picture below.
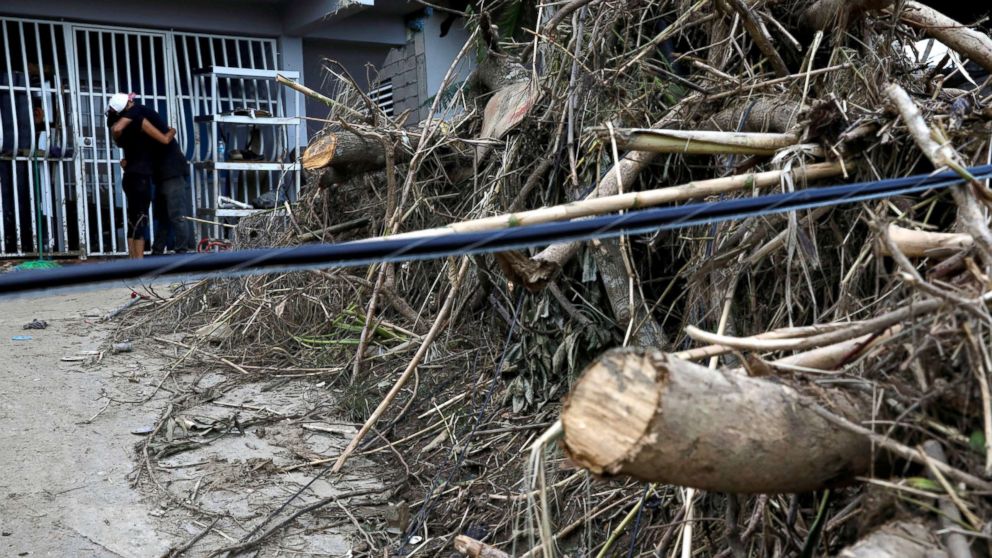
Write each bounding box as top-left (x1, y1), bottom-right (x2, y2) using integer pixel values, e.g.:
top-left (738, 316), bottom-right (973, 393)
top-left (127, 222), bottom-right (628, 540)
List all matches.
top-left (0, 0), bottom-right (469, 258)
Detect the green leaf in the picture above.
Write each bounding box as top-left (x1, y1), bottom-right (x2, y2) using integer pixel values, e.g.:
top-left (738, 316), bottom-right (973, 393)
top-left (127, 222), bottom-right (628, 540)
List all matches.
top-left (970, 431), bottom-right (987, 454)
top-left (799, 490), bottom-right (831, 558)
top-left (905, 477), bottom-right (942, 492)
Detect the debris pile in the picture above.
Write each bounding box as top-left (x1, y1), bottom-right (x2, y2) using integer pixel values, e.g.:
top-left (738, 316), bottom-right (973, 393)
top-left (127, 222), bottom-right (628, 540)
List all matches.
top-left (126, 1), bottom-right (992, 556)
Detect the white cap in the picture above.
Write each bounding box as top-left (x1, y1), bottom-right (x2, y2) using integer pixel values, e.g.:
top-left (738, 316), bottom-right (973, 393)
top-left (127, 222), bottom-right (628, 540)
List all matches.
top-left (108, 93), bottom-right (130, 113)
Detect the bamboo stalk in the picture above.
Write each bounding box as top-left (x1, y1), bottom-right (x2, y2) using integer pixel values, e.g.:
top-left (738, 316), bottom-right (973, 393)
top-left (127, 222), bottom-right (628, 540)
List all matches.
top-left (295, 217), bottom-right (371, 242)
top-left (591, 128), bottom-right (803, 155)
top-left (885, 83), bottom-right (992, 263)
top-left (394, 162), bottom-right (843, 239)
top-left (671, 323), bottom-right (852, 361)
top-left (275, 74), bottom-right (364, 119)
top-left (684, 297), bottom-right (945, 353)
top-left (882, 223), bottom-right (973, 258)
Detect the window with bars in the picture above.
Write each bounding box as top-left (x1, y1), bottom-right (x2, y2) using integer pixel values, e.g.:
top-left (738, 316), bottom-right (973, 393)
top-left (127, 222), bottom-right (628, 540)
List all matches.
top-left (367, 79), bottom-right (394, 117)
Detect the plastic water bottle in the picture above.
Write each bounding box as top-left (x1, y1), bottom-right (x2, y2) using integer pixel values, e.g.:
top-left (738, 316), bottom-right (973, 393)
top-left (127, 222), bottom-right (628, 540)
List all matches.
top-left (218, 139), bottom-right (226, 161)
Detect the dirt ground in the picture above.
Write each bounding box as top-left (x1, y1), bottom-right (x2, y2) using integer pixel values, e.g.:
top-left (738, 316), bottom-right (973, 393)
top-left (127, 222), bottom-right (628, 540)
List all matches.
top-left (0, 287), bottom-right (176, 556)
top-left (0, 286), bottom-right (391, 557)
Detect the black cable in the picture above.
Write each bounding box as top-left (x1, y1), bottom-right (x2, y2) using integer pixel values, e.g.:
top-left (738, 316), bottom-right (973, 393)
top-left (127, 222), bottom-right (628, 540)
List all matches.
top-left (2, 166), bottom-right (990, 296)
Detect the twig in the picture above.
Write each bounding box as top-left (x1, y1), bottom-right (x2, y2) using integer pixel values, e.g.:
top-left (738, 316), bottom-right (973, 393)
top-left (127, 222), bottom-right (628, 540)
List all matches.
top-left (275, 74), bottom-right (365, 119)
top-left (724, 0), bottom-right (790, 77)
top-left (809, 404), bottom-right (992, 491)
top-left (209, 487), bottom-right (385, 557)
top-left (167, 518), bottom-right (219, 558)
top-left (332, 257), bottom-right (472, 473)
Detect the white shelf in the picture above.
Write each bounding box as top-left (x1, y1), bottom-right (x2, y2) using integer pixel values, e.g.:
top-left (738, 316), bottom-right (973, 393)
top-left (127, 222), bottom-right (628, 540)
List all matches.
top-left (194, 66), bottom-right (299, 80)
top-left (215, 208), bottom-right (276, 217)
top-left (195, 161), bottom-right (301, 171)
top-left (195, 114), bottom-right (299, 125)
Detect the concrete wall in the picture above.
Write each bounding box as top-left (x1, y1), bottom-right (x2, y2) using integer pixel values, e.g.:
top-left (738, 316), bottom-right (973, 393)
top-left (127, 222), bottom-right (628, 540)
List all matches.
top-left (377, 9), bottom-right (475, 123)
top-left (2, 0), bottom-right (283, 36)
top-left (422, 11), bottom-right (473, 107)
top-left (301, 38), bottom-right (391, 135)
top-left (378, 29), bottom-right (427, 121)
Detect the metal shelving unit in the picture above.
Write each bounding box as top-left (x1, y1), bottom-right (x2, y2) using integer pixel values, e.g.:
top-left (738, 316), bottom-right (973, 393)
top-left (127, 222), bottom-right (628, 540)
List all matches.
top-left (191, 66), bottom-right (302, 232)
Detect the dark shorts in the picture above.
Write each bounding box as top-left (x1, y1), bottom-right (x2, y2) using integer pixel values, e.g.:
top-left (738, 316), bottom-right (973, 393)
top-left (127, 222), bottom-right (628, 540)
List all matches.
top-left (122, 173), bottom-right (152, 240)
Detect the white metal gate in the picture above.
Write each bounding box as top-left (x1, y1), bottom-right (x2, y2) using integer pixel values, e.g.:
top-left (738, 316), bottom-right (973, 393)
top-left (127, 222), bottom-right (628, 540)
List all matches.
top-left (0, 16), bottom-right (281, 258)
top-left (69, 26), bottom-right (174, 256)
top-left (0, 19), bottom-right (78, 257)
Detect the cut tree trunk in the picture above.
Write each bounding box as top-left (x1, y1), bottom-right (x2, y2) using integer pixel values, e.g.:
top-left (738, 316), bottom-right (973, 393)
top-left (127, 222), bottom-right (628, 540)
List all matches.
top-left (303, 128), bottom-right (412, 179)
top-left (836, 520), bottom-right (944, 558)
top-left (561, 349), bottom-right (871, 493)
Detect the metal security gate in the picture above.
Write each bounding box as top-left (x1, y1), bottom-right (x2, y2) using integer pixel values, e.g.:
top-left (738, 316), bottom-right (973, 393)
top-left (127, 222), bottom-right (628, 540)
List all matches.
top-left (0, 16), bottom-right (281, 258)
top-left (0, 19), bottom-right (78, 257)
top-left (69, 26), bottom-right (174, 256)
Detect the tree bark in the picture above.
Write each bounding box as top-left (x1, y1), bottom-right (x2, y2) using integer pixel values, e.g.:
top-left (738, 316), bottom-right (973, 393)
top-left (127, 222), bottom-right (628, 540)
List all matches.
top-left (561, 349), bottom-right (871, 493)
top-left (802, 0), bottom-right (894, 31)
top-left (898, 1), bottom-right (992, 74)
top-left (454, 535), bottom-right (512, 558)
top-left (474, 52), bottom-right (530, 93)
top-left (836, 520), bottom-right (945, 558)
top-left (591, 239), bottom-right (666, 348)
top-left (302, 128), bottom-right (412, 174)
top-left (708, 99), bottom-right (801, 133)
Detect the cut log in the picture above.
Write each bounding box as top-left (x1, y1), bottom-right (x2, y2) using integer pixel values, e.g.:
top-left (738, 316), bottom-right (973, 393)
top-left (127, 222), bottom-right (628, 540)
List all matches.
top-left (898, 1), bottom-right (992, 74)
top-left (560, 349), bottom-right (871, 493)
top-left (882, 224), bottom-right (973, 258)
top-left (836, 520), bottom-right (944, 558)
top-left (302, 128), bottom-right (411, 173)
top-left (454, 535), bottom-right (512, 558)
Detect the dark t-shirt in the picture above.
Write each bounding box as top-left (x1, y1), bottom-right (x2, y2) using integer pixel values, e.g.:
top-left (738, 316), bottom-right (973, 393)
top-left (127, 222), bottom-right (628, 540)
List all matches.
top-left (120, 104), bottom-right (187, 181)
top-left (110, 112), bottom-right (154, 177)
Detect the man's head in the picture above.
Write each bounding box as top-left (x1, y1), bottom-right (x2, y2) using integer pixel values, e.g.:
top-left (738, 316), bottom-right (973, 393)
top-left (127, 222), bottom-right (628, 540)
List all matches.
top-left (107, 92), bottom-right (135, 115)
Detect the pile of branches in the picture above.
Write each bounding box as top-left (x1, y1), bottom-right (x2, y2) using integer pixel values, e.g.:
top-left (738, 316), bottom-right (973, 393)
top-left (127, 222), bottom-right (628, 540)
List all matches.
top-left (129, 0), bottom-right (992, 556)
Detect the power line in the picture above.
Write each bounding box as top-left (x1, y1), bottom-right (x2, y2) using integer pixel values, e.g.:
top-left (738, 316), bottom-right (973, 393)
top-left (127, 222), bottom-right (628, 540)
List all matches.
top-left (1, 166), bottom-right (989, 296)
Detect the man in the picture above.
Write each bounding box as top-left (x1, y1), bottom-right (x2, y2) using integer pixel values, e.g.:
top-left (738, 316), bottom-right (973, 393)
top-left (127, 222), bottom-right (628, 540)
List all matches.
top-left (107, 93), bottom-right (195, 253)
top-left (106, 94), bottom-right (175, 258)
